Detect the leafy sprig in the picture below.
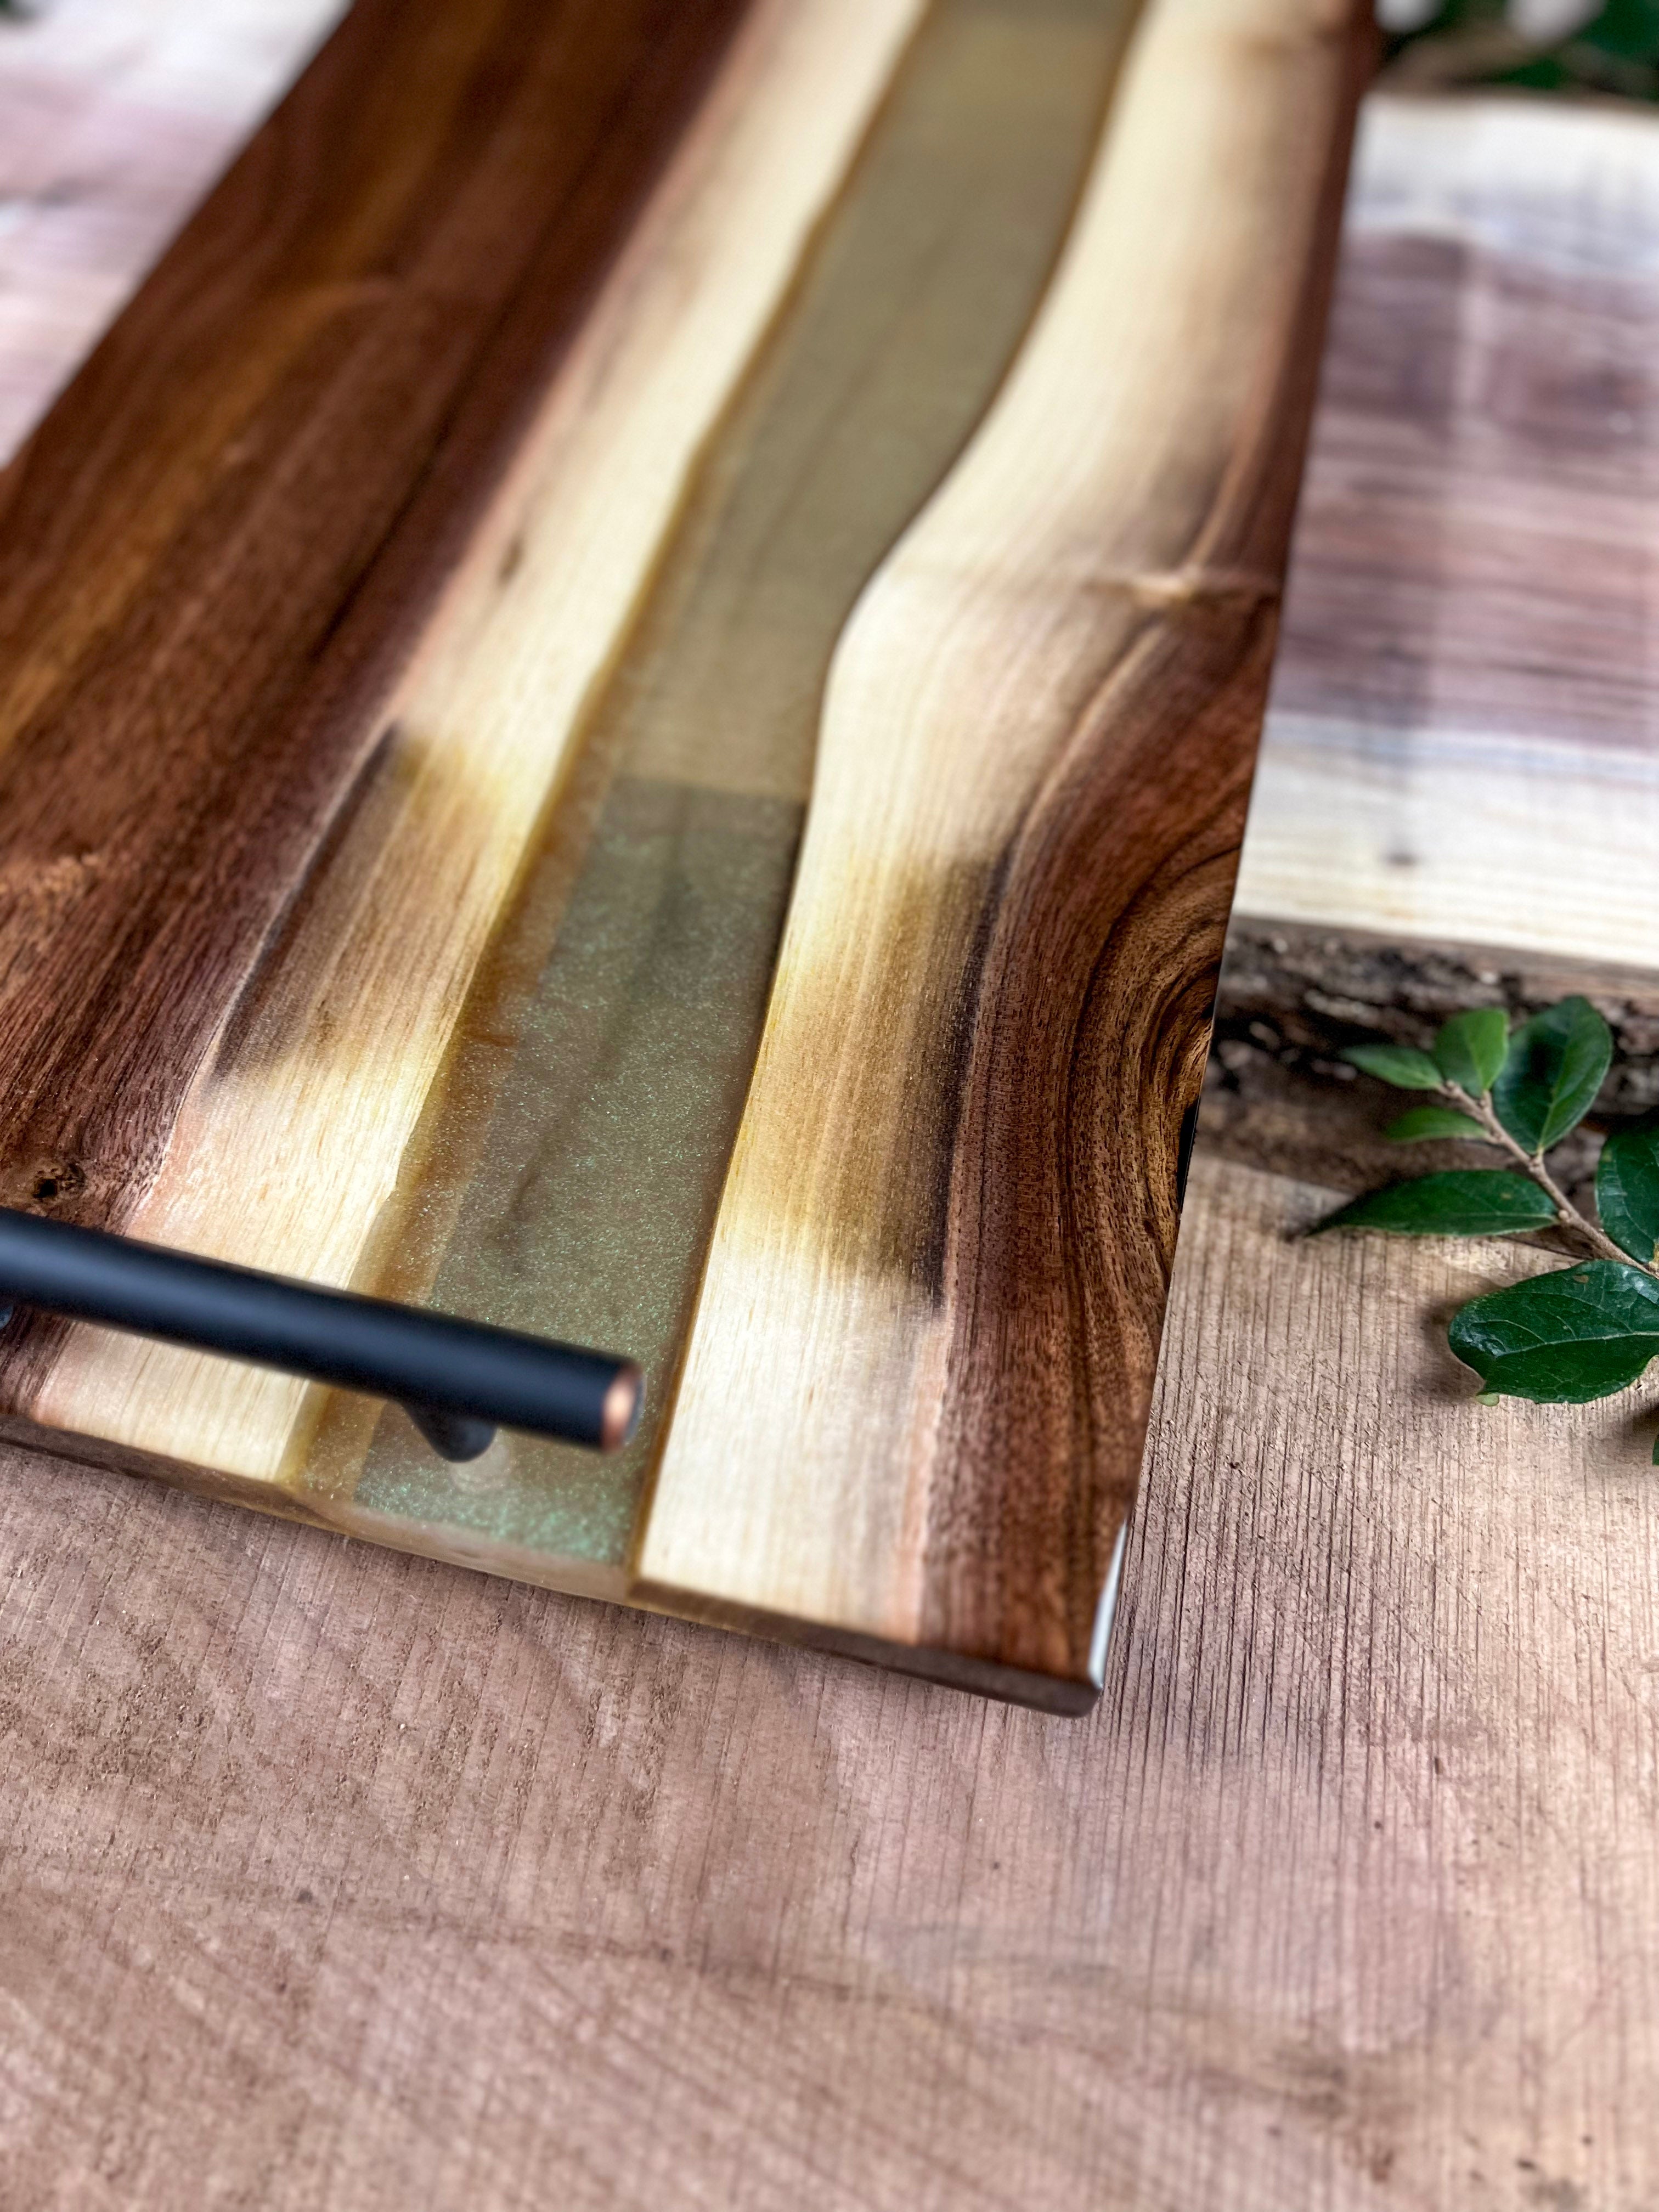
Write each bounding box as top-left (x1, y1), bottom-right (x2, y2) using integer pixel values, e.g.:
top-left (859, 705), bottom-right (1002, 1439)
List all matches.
top-left (1319, 996), bottom-right (1659, 1452)
top-left (1385, 0), bottom-right (1659, 102)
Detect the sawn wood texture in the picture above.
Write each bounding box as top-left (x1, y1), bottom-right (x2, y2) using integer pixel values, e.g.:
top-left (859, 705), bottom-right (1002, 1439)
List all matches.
top-left (1238, 94), bottom-right (1659, 966)
top-left (0, 0), bottom-right (1369, 1708)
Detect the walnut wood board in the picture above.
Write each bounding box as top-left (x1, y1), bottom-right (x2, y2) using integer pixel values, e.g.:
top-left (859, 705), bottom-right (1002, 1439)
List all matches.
top-left (5, 23), bottom-right (1659, 2208)
top-left (0, 0), bottom-right (346, 463)
top-left (0, 0), bottom-right (1370, 1711)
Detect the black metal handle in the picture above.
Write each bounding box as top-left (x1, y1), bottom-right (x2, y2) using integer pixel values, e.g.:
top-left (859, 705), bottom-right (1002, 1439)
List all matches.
top-left (0, 1208), bottom-right (642, 1462)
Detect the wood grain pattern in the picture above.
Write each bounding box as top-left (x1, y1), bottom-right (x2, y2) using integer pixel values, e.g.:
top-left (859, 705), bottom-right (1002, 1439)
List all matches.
top-left (0, 0), bottom-right (749, 1254)
top-left (335, 0), bottom-right (1140, 1593)
top-left (2, 0), bottom-right (929, 1474)
top-left (639, 0), bottom-right (1372, 1700)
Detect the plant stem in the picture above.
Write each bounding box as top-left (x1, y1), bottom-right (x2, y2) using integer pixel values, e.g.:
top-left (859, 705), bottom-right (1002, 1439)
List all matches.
top-left (1448, 1084), bottom-right (1646, 1271)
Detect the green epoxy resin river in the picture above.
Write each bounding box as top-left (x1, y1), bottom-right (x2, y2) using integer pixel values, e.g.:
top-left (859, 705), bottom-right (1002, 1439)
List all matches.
top-left (347, 0), bottom-right (1141, 1586)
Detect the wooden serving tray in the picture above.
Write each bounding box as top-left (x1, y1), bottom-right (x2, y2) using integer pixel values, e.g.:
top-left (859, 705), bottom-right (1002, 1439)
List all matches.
top-left (0, 0), bottom-right (1370, 1709)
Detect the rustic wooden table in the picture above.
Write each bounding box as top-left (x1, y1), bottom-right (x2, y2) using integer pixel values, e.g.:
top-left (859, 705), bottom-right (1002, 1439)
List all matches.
top-left (3, 9), bottom-right (1656, 2207)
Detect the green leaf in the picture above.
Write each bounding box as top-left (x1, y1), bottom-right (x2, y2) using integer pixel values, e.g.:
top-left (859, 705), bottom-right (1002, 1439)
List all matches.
top-left (1384, 1106), bottom-right (1488, 1143)
top-left (1341, 1042), bottom-right (1443, 1090)
top-left (1432, 1007), bottom-right (1509, 1097)
top-left (1596, 1126), bottom-right (1659, 1264)
top-left (1448, 1260), bottom-right (1659, 1403)
top-left (1492, 996), bottom-right (1612, 1154)
top-left (1317, 1172), bottom-right (1558, 1239)
top-left (1581, 0), bottom-right (1659, 64)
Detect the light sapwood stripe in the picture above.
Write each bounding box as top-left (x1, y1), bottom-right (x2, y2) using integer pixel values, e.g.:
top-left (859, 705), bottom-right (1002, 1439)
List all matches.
top-left (342, 0), bottom-right (1141, 1589)
top-left (638, 0), bottom-right (1371, 1698)
top-left (31, 0), bottom-right (928, 1478)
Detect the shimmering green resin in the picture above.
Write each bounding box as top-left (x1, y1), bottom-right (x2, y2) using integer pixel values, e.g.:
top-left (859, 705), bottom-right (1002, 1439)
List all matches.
top-left (349, 0), bottom-right (1137, 1579)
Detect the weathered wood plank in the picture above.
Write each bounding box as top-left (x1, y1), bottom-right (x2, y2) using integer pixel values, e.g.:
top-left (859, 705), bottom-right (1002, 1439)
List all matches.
top-left (638, 0), bottom-right (1372, 1701)
top-left (1238, 94), bottom-right (1659, 963)
top-left (7, 1151), bottom-right (1659, 2210)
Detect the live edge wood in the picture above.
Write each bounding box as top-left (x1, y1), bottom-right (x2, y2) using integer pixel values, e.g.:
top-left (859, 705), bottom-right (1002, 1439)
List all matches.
top-left (639, 0), bottom-right (1374, 1700)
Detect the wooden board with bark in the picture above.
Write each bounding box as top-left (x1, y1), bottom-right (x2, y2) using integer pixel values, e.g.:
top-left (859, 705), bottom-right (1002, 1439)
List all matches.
top-left (1225, 92), bottom-right (1659, 1221)
top-left (0, 0), bottom-right (1370, 1710)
